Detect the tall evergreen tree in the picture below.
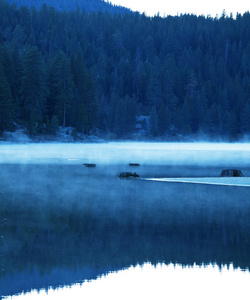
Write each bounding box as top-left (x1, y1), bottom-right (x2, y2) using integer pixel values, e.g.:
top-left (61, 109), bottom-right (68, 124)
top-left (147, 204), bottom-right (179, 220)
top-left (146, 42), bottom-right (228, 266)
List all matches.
top-left (123, 94), bottom-right (137, 135)
top-left (0, 63), bottom-right (13, 133)
top-left (19, 46), bottom-right (47, 133)
top-left (180, 98), bottom-right (192, 134)
top-left (84, 71), bottom-right (98, 134)
top-left (149, 106), bottom-right (158, 136)
top-left (52, 51), bottom-right (74, 127)
top-left (158, 102), bottom-right (168, 135)
top-left (240, 102), bottom-right (250, 135)
top-left (146, 73), bottom-right (163, 110)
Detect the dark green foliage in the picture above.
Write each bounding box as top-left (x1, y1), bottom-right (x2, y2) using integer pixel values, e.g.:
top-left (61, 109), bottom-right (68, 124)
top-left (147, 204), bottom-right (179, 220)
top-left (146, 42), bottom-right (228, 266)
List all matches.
top-left (45, 114), bottom-right (59, 135)
top-left (157, 103), bottom-right (169, 135)
top-left (149, 106), bottom-right (158, 136)
top-left (52, 51), bottom-right (74, 128)
top-left (1, 0), bottom-right (250, 139)
top-left (111, 94), bottom-right (137, 138)
top-left (19, 46), bottom-right (48, 134)
top-left (5, 0), bottom-right (131, 14)
top-left (240, 102), bottom-right (250, 135)
top-left (0, 63), bottom-right (14, 133)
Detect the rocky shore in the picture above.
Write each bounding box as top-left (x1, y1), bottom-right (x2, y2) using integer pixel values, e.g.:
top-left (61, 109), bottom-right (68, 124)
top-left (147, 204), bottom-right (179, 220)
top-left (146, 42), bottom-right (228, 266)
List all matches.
top-left (0, 127), bottom-right (105, 144)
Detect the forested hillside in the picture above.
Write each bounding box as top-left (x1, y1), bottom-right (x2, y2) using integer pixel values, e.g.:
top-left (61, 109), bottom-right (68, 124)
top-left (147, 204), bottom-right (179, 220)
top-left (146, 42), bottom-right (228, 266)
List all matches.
top-left (0, 0), bottom-right (250, 140)
top-left (5, 0), bottom-right (130, 14)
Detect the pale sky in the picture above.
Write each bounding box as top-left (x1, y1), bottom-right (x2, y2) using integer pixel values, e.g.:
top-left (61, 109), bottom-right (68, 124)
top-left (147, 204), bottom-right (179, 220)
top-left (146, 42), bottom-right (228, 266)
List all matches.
top-left (105, 0), bottom-right (249, 18)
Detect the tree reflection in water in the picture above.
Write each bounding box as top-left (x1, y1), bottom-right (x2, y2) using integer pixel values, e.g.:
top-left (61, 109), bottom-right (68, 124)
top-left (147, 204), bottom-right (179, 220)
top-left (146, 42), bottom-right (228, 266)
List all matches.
top-left (0, 164), bottom-right (250, 297)
top-left (4, 263), bottom-right (250, 300)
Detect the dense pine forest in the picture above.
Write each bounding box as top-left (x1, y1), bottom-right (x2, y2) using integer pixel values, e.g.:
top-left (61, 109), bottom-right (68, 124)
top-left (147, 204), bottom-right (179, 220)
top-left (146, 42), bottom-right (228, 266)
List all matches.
top-left (0, 0), bottom-right (250, 140)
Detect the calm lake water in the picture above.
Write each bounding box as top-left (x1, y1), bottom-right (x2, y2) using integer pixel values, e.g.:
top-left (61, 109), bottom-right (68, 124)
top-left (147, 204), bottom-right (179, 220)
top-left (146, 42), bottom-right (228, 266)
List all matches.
top-left (1, 143), bottom-right (250, 299)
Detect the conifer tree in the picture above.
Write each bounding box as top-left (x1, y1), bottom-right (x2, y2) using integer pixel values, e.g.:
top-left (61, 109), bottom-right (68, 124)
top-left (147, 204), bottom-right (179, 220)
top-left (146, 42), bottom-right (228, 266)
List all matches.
top-left (149, 106), bottom-right (158, 136)
top-left (240, 102), bottom-right (250, 135)
top-left (53, 51), bottom-right (74, 127)
top-left (158, 102), bottom-right (168, 135)
top-left (19, 46), bottom-right (48, 134)
top-left (0, 63), bottom-right (13, 133)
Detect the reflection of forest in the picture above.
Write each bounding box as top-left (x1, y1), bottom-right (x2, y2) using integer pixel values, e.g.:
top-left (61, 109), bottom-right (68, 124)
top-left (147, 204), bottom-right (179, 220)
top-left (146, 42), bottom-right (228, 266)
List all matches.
top-left (1, 164), bottom-right (250, 296)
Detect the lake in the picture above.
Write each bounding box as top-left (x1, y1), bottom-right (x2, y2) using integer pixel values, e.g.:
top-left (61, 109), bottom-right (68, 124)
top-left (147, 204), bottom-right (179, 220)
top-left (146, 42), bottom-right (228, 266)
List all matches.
top-left (1, 142), bottom-right (250, 299)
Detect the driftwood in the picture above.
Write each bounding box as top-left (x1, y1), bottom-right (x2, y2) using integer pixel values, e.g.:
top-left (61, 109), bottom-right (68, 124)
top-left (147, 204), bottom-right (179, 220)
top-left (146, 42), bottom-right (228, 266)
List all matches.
top-left (129, 163), bottom-right (140, 167)
top-left (220, 169), bottom-right (244, 177)
top-left (118, 172), bottom-right (140, 178)
top-left (83, 163), bottom-right (96, 168)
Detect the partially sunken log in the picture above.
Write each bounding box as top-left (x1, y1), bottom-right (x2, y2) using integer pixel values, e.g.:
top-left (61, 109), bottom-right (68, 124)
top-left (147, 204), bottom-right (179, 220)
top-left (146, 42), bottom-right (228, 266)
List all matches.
top-left (129, 163), bottom-right (140, 167)
top-left (220, 169), bottom-right (244, 177)
top-left (83, 163), bottom-right (96, 167)
top-left (118, 172), bottom-right (140, 178)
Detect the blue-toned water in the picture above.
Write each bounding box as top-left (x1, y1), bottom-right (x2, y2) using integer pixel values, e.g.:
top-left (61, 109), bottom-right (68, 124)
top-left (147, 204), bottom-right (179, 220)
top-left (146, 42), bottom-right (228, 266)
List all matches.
top-left (1, 143), bottom-right (250, 299)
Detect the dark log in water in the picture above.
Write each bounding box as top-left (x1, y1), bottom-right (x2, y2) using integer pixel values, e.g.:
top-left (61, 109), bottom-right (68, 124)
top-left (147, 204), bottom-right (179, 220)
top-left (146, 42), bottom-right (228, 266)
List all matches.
top-left (118, 172), bottom-right (140, 178)
top-left (83, 163), bottom-right (96, 167)
top-left (129, 163), bottom-right (140, 167)
top-left (220, 169), bottom-right (244, 177)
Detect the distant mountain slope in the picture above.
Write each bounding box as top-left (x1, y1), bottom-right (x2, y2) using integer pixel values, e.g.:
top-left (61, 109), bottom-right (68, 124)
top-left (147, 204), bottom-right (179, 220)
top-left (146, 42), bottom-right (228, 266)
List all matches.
top-left (5, 0), bottom-right (130, 14)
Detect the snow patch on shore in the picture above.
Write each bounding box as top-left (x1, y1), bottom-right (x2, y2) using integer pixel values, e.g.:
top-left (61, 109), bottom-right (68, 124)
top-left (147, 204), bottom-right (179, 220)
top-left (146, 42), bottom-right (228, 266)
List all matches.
top-left (1, 127), bottom-right (105, 144)
top-left (1, 129), bottom-right (32, 143)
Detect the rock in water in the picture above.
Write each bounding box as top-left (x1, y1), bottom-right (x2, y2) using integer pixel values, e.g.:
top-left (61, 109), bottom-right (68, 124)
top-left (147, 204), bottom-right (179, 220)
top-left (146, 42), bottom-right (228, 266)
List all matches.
top-left (220, 169), bottom-right (244, 177)
top-left (118, 172), bottom-right (140, 178)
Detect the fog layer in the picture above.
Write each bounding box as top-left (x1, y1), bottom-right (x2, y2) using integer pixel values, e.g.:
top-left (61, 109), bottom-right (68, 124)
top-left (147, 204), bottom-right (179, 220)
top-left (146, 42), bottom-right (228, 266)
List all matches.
top-left (0, 142), bottom-right (250, 165)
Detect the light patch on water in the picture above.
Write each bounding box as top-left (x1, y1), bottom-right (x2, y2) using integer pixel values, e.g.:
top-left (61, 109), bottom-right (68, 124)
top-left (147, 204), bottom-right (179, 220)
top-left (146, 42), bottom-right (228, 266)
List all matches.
top-left (145, 177), bottom-right (250, 187)
top-left (4, 263), bottom-right (250, 300)
top-left (67, 158), bottom-right (80, 161)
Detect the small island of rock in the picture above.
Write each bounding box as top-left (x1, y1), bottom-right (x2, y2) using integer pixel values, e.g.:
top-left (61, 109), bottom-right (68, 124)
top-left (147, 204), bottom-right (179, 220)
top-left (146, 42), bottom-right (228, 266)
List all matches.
top-left (118, 172), bottom-right (140, 178)
top-left (220, 169), bottom-right (244, 177)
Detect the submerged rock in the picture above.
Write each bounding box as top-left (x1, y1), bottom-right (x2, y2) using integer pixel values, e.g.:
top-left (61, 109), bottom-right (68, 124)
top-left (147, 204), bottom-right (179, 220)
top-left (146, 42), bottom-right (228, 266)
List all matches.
top-left (83, 163), bottom-right (96, 168)
top-left (118, 172), bottom-right (140, 178)
top-left (220, 169), bottom-right (244, 177)
top-left (0, 218), bottom-right (7, 226)
top-left (129, 163), bottom-right (140, 167)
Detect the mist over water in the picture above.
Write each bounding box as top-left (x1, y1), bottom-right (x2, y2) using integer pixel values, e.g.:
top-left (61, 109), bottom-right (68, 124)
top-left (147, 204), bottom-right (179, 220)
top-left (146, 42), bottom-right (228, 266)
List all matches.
top-left (0, 142), bottom-right (250, 166)
top-left (1, 142), bottom-right (250, 298)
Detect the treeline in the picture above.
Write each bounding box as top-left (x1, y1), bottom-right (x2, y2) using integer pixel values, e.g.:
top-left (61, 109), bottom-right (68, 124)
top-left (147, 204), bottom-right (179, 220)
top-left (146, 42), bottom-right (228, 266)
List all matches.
top-left (5, 0), bottom-right (131, 14)
top-left (0, 0), bottom-right (250, 139)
